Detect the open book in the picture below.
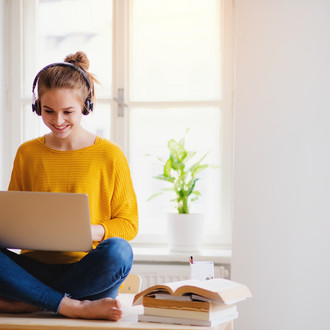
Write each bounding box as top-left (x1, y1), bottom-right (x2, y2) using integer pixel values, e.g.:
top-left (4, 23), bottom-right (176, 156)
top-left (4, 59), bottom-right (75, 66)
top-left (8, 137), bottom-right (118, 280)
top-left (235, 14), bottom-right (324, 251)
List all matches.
top-left (133, 278), bottom-right (252, 306)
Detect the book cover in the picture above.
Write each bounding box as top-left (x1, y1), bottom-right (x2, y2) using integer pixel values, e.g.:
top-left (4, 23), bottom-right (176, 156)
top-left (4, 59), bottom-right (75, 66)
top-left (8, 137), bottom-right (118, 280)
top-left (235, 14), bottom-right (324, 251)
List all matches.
top-left (133, 278), bottom-right (252, 306)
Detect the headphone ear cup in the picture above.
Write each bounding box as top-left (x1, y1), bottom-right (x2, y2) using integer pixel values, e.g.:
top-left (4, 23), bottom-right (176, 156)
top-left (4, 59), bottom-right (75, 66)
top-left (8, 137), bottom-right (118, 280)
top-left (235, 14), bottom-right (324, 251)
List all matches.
top-left (36, 100), bottom-right (42, 116)
top-left (83, 98), bottom-right (93, 115)
top-left (32, 100), bottom-right (42, 116)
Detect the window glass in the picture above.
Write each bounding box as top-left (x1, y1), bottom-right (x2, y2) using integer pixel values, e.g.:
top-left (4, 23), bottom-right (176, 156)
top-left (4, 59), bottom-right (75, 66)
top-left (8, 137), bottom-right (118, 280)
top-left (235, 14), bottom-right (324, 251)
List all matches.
top-left (129, 0), bottom-right (223, 243)
top-left (130, 0), bottom-right (221, 102)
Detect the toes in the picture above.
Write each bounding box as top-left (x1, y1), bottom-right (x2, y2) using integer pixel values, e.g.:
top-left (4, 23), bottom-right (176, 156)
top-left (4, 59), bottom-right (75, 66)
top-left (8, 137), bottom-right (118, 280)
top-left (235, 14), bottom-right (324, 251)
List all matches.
top-left (108, 307), bottom-right (122, 321)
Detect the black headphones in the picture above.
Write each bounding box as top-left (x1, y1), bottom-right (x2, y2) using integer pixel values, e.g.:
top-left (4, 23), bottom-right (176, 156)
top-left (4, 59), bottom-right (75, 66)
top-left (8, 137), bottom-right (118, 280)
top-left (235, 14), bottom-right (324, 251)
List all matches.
top-left (32, 62), bottom-right (93, 116)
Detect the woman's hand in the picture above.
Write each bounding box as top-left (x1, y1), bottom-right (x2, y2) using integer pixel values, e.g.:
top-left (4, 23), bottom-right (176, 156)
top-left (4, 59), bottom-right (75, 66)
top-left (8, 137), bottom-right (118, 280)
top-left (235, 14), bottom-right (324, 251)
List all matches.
top-left (91, 224), bottom-right (105, 242)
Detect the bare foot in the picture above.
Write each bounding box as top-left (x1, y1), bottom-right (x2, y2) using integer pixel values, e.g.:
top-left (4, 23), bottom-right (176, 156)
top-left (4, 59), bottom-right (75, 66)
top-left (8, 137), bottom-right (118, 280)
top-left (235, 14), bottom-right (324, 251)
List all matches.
top-left (0, 297), bottom-right (39, 314)
top-left (58, 296), bottom-right (122, 321)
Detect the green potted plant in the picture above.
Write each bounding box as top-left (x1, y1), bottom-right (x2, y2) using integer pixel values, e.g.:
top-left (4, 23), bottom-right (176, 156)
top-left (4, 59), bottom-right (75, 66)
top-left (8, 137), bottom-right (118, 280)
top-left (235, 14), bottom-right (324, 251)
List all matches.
top-left (149, 132), bottom-right (215, 252)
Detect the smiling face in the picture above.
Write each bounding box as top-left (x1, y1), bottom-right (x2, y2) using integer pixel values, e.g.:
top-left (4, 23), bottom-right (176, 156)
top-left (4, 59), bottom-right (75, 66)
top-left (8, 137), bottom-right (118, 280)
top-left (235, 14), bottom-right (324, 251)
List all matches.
top-left (40, 88), bottom-right (84, 140)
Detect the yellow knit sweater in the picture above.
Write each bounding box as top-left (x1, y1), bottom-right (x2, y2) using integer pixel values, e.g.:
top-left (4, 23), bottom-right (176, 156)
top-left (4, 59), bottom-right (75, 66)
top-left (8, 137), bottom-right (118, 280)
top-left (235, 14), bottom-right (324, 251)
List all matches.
top-left (8, 136), bottom-right (138, 264)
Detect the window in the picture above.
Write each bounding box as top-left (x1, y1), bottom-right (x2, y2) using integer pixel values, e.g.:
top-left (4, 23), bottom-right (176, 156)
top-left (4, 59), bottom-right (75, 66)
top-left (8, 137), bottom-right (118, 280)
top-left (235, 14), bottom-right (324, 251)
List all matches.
top-left (6, 0), bottom-right (234, 249)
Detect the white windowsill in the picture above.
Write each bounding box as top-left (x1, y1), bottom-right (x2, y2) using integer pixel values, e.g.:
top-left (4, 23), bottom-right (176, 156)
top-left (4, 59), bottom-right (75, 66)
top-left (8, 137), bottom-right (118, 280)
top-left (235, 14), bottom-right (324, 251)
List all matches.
top-left (9, 247), bottom-right (231, 264)
top-left (132, 246), bottom-right (231, 265)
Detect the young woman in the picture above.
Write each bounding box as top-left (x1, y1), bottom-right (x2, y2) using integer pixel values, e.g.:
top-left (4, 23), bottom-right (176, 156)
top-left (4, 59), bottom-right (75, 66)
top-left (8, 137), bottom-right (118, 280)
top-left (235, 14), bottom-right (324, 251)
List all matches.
top-left (0, 51), bottom-right (138, 321)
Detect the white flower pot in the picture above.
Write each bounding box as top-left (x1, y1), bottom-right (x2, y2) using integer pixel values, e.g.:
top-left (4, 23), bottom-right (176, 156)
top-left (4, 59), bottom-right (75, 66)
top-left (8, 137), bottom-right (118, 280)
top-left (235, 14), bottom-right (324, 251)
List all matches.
top-left (167, 213), bottom-right (204, 252)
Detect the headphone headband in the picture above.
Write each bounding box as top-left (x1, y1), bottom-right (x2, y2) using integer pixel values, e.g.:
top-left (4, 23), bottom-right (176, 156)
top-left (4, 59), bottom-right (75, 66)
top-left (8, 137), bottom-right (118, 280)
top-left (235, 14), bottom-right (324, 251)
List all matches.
top-left (32, 62), bottom-right (93, 115)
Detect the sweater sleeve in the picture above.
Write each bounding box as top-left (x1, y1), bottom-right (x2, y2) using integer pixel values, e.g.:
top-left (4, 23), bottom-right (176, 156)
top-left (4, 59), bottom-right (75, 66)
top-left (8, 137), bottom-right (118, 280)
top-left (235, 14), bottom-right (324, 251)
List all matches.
top-left (8, 149), bottom-right (22, 191)
top-left (102, 148), bottom-right (139, 241)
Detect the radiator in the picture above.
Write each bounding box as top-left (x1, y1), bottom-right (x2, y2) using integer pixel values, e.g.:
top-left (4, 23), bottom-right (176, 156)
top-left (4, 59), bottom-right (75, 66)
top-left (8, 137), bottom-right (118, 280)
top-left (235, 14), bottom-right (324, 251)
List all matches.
top-left (131, 263), bottom-right (230, 291)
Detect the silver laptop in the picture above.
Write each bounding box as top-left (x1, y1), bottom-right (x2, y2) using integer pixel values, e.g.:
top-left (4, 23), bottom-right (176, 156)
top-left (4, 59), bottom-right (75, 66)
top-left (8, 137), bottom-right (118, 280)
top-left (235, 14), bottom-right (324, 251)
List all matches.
top-left (0, 191), bottom-right (93, 252)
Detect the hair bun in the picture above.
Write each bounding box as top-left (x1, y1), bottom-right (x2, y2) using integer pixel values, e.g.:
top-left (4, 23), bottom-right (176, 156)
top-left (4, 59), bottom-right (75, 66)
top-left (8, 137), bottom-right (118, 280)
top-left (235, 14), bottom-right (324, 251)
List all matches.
top-left (64, 51), bottom-right (90, 72)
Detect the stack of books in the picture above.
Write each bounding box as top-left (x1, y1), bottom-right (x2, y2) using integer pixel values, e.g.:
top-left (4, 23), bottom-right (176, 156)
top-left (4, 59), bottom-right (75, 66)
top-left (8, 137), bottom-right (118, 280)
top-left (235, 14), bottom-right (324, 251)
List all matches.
top-left (133, 278), bottom-right (252, 327)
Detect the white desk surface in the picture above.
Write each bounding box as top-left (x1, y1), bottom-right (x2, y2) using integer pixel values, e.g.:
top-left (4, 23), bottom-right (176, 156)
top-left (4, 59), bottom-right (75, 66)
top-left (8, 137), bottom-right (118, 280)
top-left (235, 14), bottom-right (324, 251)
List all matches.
top-left (0, 294), bottom-right (232, 330)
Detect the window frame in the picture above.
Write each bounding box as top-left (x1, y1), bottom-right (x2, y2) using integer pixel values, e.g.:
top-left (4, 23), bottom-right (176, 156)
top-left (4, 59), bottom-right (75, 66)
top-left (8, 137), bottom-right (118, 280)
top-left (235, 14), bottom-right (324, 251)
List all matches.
top-left (5, 0), bottom-right (234, 250)
top-left (120, 0), bottom-right (235, 249)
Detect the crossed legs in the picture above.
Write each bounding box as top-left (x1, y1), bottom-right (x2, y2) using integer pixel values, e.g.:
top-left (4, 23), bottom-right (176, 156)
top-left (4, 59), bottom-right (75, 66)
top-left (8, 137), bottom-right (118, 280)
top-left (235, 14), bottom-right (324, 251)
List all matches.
top-left (0, 237), bottom-right (133, 320)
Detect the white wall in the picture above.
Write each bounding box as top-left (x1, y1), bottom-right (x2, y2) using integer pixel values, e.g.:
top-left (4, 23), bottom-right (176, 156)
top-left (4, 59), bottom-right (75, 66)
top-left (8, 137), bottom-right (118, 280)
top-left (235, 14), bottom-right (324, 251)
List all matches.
top-left (232, 1), bottom-right (330, 330)
top-left (0, 0), bottom-right (6, 189)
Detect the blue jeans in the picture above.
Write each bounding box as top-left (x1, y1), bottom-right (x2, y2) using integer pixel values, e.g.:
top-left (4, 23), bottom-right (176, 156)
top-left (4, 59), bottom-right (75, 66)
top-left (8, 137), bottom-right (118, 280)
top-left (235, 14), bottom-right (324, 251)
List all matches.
top-left (0, 237), bottom-right (133, 313)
